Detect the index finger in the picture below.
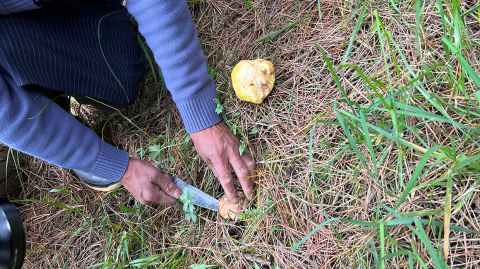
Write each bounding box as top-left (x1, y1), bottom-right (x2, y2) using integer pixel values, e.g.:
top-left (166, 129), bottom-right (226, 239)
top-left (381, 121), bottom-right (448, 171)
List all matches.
top-left (211, 160), bottom-right (239, 204)
top-left (229, 153), bottom-right (255, 200)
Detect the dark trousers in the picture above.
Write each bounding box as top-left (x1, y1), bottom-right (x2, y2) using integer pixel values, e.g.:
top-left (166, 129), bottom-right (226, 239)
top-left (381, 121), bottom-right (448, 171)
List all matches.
top-left (0, 0), bottom-right (146, 111)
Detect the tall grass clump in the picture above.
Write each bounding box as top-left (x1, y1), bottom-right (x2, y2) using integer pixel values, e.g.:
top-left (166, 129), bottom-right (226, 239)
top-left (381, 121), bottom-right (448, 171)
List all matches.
top-left (293, 1), bottom-right (480, 267)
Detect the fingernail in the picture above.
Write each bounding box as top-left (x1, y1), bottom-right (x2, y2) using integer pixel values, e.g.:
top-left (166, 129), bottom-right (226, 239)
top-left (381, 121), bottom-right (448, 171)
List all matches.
top-left (173, 189), bottom-right (182, 199)
top-left (232, 197), bottom-right (239, 204)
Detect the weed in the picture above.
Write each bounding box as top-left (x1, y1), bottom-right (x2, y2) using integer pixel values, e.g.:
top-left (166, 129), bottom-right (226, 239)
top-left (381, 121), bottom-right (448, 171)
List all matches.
top-left (180, 188), bottom-right (197, 223)
top-left (213, 98), bottom-right (224, 115)
top-left (239, 140), bottom-right (246, 156)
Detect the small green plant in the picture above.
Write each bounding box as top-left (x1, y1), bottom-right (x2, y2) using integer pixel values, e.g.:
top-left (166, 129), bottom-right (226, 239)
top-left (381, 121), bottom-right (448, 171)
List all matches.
top-left (148, 143), bottom-right (163, 161)
top-left (180, 188), bottom-right (197, 223)
top-left (213, 99), bottom-right (248, 155)
top-left (213, 98), bottom-right (224, 115)
top-left (249, 128), bottom-right (259, 135)
top-left (207, 64), bottom-right (218, 79)
top-left (239, 140), bottom-right (246, 155)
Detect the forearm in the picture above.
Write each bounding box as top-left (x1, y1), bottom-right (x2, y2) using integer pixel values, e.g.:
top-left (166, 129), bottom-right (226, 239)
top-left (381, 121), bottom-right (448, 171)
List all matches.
top-left (0, 75), bottom-right (129, 182)
top-left (126, 0), bottom-right (221, 132)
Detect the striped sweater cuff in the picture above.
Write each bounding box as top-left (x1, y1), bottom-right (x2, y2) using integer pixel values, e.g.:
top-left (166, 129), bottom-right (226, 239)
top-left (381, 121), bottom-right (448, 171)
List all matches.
top-left (88, 142), bottom-right (129, 183)
top-left (177, 91), bottom-right (223, 133)
top-left (0, 0), bottom-right (40, 15)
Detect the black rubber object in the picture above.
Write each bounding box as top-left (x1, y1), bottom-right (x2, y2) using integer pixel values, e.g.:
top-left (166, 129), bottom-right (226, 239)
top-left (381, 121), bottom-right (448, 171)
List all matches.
top-left (0, 196), bottom-right (25, 269)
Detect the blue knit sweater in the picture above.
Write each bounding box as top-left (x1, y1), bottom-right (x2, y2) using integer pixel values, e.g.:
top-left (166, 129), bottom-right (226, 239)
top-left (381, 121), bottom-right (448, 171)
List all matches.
top-left (0, 0), bottom-right (222, 182)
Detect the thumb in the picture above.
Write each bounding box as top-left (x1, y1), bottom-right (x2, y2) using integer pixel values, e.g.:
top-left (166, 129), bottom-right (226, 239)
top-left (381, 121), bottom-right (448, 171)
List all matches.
top-left (153, 174), bottom-right (182, 199)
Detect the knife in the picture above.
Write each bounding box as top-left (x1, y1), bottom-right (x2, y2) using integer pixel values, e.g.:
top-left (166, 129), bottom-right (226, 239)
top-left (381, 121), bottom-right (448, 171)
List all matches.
top-left (171, 176), bottom-right (219, 211)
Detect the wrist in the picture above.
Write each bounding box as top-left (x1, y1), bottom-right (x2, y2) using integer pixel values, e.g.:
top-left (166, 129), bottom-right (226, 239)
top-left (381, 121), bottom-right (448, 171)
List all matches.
top-left (120, 158), bottom-right (135, 184)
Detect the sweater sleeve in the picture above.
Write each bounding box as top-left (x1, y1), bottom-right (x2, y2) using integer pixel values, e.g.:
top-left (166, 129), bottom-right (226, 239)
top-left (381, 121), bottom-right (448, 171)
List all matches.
top-left (126, 0), bottom-right (222, 133)
top-left (0, 74), bottom-right (129, 183)
top-left (0, 0), bottom-right (41, 15)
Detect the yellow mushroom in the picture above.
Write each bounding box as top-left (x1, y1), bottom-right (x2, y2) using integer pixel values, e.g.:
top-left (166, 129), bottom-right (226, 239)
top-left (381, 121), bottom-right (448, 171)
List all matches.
top-left (231, 59), bottom-right (275, 104)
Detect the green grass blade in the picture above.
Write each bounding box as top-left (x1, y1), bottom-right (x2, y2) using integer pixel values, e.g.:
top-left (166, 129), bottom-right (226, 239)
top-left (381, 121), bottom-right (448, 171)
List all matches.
top-left (47, 189), bottom-right (82, 204)
top-left (339, 109), bottom-right (431, 153)
top-left (374, 10), bottom-right (393, 89)
top-left (399, 209), bottom-right (444, 218)
top-left (13, 199), bottom-right (85, 216)
top-left (400, 62), bottom-right (442, 91)
top-left (51, 220), bottom-right (90, 266)
top-left (379, 222), bottom-right (385, 269)
top-left (341, 6), bottom-right (367, 63)
top-left (340, 109), bottom-right (480, 167)
top-left (85, 97), bottom-right (149, 136)
top-left (316, 44), bottom-right (357, 115)
top-left (317, 142), bottom-right (349, 183)
top-left (452, 0), bottom-right (462, 49)
top-left (292, 218), bottom-right (340, 252)
top-left (451, 153), bottom-right (480, 171)
top-left (408, 251), bottom-right (413, 269)
top-left (443, 172), bottom-right (452, 261)
top-left (130, 253), bottom-right (170, 267)
top-left (380, 250), bottom-right (411, 261)
top-left (255, 14), bottom-right (311, 43)
top-left (388, 35), bottom-right (479, 146)
top-left (411, 219), bottom-right (446, 269)
top-left (409, 236), bottom-right (430, 269)
top-left (292, 217), bottom-right (379, 252)
top-left (340, 64), bottom-right (390, 109)
top-left (360, 109), bottom-right (377, 178)
top-left (436, 0), bottom-right (450, 58)
top-left (317, 0), bottom-right (322, 21)
top-left (384, 217), bottom-right (419, 226)
top-left (395, 146), bottom-right (441, 209)
top-left (159, 67), bottom-right (168, 109)
top-left (137, 36), bottom-right (158, 86)
top-left (415, 0), bottom-right (421, 53)
top-left (28, 94), bottom-right (70, 120)
top-left (309, 120), bottom-right (317, 182)
top-left (383, 102), bottom-right (480, 134)
top-left (442, 38), bottom-right (480, 88)
top-left (97, 11), bottom-right (128, 102)
top-left (453, 177), bottom-right (480, 213)
top-left (460, 4), bottom-right (480, 18)
top-left (242, 0), bottom-right (267, 24)
top-left (382, 205), bottom-right (446, 268)
top-left (335, 104), bottom-right (373, 178)
top-left (385, 205), bottom-right (480, 234)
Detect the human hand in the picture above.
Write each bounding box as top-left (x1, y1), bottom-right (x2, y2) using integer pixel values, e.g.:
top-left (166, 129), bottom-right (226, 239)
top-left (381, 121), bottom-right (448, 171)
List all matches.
top-left (190, 122), bottom-right (256, 203)
top-left (120, 158), bottom-right (182, 206)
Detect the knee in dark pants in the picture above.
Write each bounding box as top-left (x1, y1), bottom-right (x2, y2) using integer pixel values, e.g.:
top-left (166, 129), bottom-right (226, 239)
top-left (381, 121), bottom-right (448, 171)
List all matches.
top-left (72, 95), bottom-right (128, 114)
top-left (35, 87), bottom-right (71, 112)
top-left (31, 85), bottom-right (130, 114)
top-left (0, 1), bottom-right (145, 112)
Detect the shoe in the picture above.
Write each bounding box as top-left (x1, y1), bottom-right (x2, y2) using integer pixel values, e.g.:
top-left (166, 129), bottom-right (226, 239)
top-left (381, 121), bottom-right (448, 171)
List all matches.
top-left (0, 144), bottom-right (23, 197)
top-left (74, 170), bottom-right (122, 192)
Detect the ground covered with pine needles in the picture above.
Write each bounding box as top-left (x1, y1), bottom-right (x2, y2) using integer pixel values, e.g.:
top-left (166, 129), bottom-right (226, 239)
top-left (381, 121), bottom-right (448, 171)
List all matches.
top-left (9, 0), bottom-right (480, 268)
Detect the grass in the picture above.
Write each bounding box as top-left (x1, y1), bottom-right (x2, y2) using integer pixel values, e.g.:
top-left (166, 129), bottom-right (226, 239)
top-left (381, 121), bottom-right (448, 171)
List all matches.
top-left (6, 0), bottom-right (480, 268)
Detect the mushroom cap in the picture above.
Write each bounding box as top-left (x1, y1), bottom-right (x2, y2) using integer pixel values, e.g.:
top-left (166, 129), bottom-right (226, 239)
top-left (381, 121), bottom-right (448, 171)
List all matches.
top-left (218, 190), bottom-right (245, 220)
top-left (231, 59), bottom-right (275, 104)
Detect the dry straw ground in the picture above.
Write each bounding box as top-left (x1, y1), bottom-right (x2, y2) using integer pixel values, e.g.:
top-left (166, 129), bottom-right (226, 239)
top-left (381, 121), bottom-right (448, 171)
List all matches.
top-left (8, 0), bottom-right (480, 268)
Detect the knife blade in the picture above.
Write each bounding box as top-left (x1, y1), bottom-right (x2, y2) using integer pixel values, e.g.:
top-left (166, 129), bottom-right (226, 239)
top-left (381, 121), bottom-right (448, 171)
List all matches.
top-left (171, 176), bottom-right (219, 211)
